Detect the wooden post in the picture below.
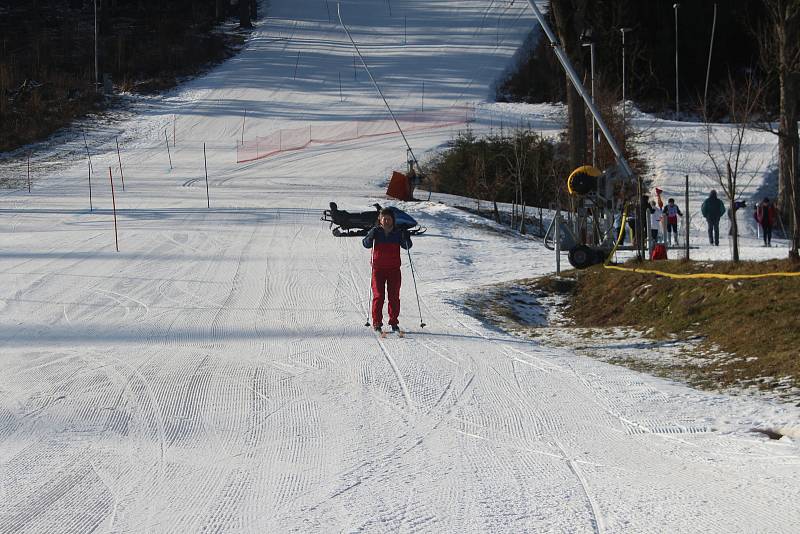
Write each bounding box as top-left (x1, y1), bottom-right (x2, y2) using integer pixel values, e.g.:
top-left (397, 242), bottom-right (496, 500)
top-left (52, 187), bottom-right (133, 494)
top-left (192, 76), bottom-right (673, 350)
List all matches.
top-left (164, 130), bottom-right (173, 170)
top-left (109, 167), bottom-right (119, 252)
top-left (684, 174), bottom-right (690, 260)
top-left (116, 137), bottom-right (125, 191)
top-left (204, 143), bottom-right (210, 209)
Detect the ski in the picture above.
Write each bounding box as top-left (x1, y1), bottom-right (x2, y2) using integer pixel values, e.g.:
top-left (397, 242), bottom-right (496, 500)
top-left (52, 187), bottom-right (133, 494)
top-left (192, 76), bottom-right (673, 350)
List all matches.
top-left (375, 329), bottom-right (405, 339)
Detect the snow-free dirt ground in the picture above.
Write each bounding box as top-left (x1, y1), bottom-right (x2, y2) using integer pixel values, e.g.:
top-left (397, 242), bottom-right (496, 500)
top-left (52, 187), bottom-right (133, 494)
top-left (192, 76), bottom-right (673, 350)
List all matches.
top-left (1, 1), bottom-right (798, 532)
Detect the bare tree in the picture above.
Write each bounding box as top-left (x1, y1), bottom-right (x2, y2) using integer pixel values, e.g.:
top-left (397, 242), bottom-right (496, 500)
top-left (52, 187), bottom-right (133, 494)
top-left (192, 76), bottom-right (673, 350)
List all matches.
top-left (703, 73), bottom-right (767, 262)
top-left (502, 128), bottom-right (534, 233)
top-left (757, 0), bottom-right (800, 258)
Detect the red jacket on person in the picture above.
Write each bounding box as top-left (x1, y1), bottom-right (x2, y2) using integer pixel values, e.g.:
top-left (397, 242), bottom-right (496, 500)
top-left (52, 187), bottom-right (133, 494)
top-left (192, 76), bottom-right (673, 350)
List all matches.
top-left (362, 226), bottom-right (412, 270)
top-left (756, 203), bottom-right (777, 228)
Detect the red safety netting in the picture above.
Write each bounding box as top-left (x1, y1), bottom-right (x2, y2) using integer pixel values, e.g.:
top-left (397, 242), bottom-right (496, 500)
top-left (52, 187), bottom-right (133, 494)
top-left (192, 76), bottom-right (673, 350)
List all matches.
top-left (236, 105), bottom-right (475, 163)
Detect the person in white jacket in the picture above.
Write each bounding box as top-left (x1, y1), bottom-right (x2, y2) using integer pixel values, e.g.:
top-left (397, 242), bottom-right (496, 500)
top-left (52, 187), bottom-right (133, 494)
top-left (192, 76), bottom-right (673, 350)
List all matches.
top-left (648, 200), bottom-right (662, 244)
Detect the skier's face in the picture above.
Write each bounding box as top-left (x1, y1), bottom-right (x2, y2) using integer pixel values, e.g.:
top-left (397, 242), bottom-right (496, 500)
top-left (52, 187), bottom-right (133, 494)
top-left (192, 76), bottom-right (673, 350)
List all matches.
top-left (379, 213), bottom-right (394, 231)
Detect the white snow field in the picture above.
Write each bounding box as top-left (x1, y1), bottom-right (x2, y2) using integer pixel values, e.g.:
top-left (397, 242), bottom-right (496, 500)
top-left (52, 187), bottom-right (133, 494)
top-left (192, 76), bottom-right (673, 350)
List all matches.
top-left (1, 0), bottom-right (799, 532)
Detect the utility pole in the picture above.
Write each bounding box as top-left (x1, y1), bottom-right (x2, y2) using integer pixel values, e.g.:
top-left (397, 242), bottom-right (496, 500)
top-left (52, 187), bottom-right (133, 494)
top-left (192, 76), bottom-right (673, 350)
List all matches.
top-left (703, 3), bottom-right (718, 114)
top-left (94, 0), bottom-right (99, 92)
top-left (620, 27), bottom-right (633, 126)
top-left (674, 3), bottom-right (680, 117)
top-left (581, 30), bottom-right (596, 168)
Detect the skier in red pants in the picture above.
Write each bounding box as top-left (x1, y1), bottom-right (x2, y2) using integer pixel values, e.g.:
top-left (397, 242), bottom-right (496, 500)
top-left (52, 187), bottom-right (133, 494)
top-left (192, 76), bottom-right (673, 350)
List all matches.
top-left (363, 208), bottom-right (412, 334)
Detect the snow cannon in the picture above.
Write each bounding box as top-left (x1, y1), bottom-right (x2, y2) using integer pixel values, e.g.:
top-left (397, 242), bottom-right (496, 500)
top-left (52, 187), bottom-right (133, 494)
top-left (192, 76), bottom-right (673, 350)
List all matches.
top-left (545, 164), bottom-right (632, 269)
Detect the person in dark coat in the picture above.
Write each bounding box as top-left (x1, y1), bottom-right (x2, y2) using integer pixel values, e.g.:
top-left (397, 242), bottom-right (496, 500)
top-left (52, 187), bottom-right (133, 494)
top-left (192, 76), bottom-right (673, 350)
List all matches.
top-left (756, 197), bottom-right (777, 247)
top-left (363, 208), bottom-right (412, 332)
top-left (701, 189), bottom-right (726, 246)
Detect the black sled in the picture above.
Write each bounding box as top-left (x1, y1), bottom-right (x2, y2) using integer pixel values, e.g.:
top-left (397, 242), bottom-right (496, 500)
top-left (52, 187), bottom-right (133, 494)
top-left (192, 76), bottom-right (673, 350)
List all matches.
top-left (321, 202), bottom-right (426, 237)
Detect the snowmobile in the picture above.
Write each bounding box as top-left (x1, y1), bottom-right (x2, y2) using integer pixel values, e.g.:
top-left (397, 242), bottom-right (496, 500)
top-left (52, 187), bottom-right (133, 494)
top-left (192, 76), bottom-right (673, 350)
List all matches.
top-left (321, 202), bottom-right (426, 237)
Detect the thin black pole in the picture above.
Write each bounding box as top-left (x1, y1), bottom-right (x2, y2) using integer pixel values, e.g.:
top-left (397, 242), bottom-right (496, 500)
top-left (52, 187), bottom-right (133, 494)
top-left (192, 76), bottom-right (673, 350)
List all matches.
top-left (27, 153), bottom-right (31, 193)
top-left (116, 136), bottom-right (125, 191)
top-left (685, 174), bottom-right (690, 259)
top-left (109, 167), bottom-right (119, 252)
top-left (83, 132), bottom-right (93, 211)
top-left (294, 51), bottom-right (301, 80)
top-left (406, 246), bottom-right (425, 328)
top-left (164, 130), bottom-right (172, 170)
top-left (366, 239), bottom-right (375, 327)
top-left (241, 109), bottom-right (247, 145)
top-left (204, 143), bottom-right (210, 209)
top-left (339, 72), bottom-right (343, 102)
top-left (703, 3), bottom-right (717, 115)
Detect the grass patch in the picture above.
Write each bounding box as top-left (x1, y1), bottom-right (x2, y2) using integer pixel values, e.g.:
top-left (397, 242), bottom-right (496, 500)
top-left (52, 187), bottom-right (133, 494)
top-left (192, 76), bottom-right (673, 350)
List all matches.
top-left (531, 258), bottom-right (800, 395)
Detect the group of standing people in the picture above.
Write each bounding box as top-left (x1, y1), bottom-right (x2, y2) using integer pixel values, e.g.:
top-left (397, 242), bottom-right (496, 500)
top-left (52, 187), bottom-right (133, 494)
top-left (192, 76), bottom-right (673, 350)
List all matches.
top-left (699, 190), bottom-right (777, 247)
top-left (622, 188), bottom-right (779, 250)
top-left (642, 197), bottom-right (683, 246)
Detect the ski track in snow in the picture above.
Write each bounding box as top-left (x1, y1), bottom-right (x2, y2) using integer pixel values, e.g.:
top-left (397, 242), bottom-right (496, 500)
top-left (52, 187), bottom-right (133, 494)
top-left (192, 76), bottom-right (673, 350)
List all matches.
top-left (1, 0), bottom-right (800, 532)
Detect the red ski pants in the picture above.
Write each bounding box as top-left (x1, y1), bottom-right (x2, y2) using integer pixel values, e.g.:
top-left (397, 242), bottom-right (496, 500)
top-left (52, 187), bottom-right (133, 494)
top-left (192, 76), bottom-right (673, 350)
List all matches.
top-left (371, 268), bottom-right (401, 327)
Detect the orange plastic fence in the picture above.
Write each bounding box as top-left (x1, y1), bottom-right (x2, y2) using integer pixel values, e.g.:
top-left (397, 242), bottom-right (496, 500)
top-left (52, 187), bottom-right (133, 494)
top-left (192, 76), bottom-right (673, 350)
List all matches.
top-left (236, 106), bottom-right (476, 163)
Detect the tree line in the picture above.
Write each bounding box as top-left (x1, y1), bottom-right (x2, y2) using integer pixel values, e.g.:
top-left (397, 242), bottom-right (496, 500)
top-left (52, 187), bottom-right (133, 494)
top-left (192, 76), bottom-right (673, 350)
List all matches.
top-left (0, 0), bottom-right (258, 151)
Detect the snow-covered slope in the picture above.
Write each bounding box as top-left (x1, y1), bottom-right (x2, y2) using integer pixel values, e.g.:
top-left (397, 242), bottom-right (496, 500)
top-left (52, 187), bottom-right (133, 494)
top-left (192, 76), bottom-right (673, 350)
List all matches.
top-left (1, 1), bottom-right (798, 532)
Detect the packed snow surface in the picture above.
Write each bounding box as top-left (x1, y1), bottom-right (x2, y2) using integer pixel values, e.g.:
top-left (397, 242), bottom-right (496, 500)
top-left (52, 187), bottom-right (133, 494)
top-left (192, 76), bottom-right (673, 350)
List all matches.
top-left (1, 0), bottom-right (798, 532)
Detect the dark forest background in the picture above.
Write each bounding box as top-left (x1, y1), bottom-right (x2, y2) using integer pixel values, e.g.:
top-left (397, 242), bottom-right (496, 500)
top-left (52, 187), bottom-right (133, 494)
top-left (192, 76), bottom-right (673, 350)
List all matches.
top-left (0, 0), bottom-right (257, 151)
top-left (498, 0), bottom-right (774, 117)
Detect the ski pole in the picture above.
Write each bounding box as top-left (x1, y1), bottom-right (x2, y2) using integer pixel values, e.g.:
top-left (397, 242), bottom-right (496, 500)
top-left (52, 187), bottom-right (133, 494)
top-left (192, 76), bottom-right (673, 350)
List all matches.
top-left (406, 245), bottom-right (425, 328)
top-left (366, 235), bottom-right (375, 327)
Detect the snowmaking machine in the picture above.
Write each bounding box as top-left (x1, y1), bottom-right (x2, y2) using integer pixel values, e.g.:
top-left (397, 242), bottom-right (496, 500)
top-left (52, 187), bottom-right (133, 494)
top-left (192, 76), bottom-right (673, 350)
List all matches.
top-left (524, 0), bottom-right (645, 269)
top-left (544, 164), bottom-right (640, 269)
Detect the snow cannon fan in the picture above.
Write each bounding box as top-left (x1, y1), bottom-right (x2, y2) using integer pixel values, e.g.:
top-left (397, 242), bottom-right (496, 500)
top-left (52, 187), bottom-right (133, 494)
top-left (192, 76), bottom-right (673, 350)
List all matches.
top-left (567, 165), bottom-right (602, 196)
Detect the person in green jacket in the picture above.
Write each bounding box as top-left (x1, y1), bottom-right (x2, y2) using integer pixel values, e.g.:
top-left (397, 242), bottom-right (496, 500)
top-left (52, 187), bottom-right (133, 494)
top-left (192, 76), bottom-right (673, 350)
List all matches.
top-left (701, 189), bottom-right (726, 246)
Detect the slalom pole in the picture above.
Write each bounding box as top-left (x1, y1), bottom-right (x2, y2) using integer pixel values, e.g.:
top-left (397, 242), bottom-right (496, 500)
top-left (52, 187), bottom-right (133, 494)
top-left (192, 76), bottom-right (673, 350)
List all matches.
top-left (83, 131), bottom-right (94, 210)
top-left (116, 136), bottom-right (125, 191)
top-left (203, 143), bottom-right (210, 208)
top-left (241, 109), bottom-right (247, 146)
top-left (164, 130), bottom-right (173, 170)
top-left (337, 3), bottom-right (420, 169)
top-left (406, 246), bottom-right (425, 328)
top-left (109, 167), bottom-right (119, 252)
